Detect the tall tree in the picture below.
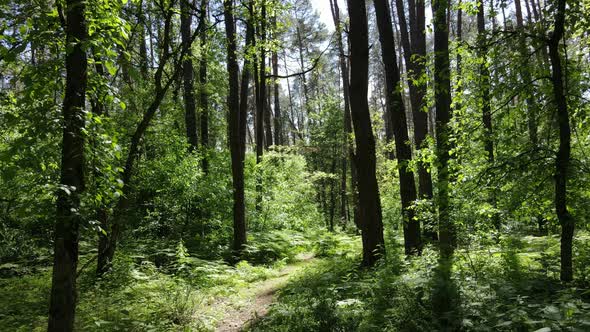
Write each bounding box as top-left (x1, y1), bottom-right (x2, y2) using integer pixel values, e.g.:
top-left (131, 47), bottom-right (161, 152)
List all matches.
top-left (515, 0), bottom-right (539, 148)
top-left (373, 0), bottom-right (421, 254)
top-left (547, 0), bottom-right (573, 282)
top-left (228, 0), bottom-right (254, 257)
top-left (181, 0), bottom-right (198, 152)
top-left (346, 0), bottom-right (385, 266)
top-left (48, 0), bottom-right (87, 330)
top-left (96, 1), bottom-right (194, 274)
top-left (329, 0), bottom-right (354, 229)
top-left (432, 0), bottom-right (454, 257)
top-left (395, 0), bottom-right (433, 202)
top-left (256, 0), bottom-right (271, 151)
top-left (199, 0), bottom-right (210, 173)
top-left (477, 0), bottom-right (494, 165)
top-left (271, 15), bottom-right (283, 146)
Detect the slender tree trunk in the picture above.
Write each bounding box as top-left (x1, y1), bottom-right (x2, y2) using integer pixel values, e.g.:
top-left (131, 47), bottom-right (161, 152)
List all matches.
top-left (48, 0), bottom-right (87, 330)
top-left (255, 1), bottom-right (268, 155)
top-left (396, 0), bottom-right (433, 212)
top-left (271, 15), bottom-right (282, 146)
top-left (374, 0), bottom-right (421, 254)
top-left (477, 1), bottom-right (494, 165)
top-left (347, 0), bottom-right (385, 266)
top-left (96, 4), bottom-right (184, 274)
top-left (296, 25), bottom-right (311, 133)
top-left (330, 0), bottom-right (356, 230)
top-left (199, 0), bottom-right (210, 173)
top-left (515, 0), bottom-right (539, 148)
top-left (328, 157), bottom-right (337, 232)
top-left (283, 51), bottom-right (300, 143)
top-left (227, 0), bottom-right (253, 258)
top-left (137, 0), bottom-right (149, 80)
top-left (432, 0), bottom-right (454, 257)
top-left (548, 0), bottom-right (573, 282)
top-left (181, 0), bottom-right (198, 152)
top-left (259, 4), bottom-right (272, 149)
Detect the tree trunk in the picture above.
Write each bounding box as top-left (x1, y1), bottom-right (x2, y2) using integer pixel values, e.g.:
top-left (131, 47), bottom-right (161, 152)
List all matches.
top-left (432, 0), bottom-right (454, 258)
top-left (346, 0), bottom-right (385, 266)
top-left (374, 0), bottom-right (420, 255)
top-left (548, 0), bottom-right (573, 282)
top-left (396, 0), bottom-right (433, 201)
top-left (96, 4), bottom-right (183, 275)
top-left (515, 0), bottom-right (539, 148)
top-left (48, 0), bottom-right (87, 330)
top-left (477, 1), bottom-right (494, 165)
top-left (330, 0), bottom-right (355, 230)
top-left (271, 15), bottom-right (282, 146)
top-left (199, 0), bottom-right (210, 173)
top-left (181, 0), bottom-right (198, 152)
top-left (226, 0), bottom-right (252, 258)
top-left (137, 0), bottom-right (149, 80)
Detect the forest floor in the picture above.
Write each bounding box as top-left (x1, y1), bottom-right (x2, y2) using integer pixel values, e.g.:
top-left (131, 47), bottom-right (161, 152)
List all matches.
top-left (2, 232), bottom-right (589, 331)
top-left (212, 252), bottom-right (316, 331)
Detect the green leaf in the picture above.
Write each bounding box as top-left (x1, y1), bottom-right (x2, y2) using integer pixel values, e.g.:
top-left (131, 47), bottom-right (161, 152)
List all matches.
top-left (104, 61), bottom-right (117, 76)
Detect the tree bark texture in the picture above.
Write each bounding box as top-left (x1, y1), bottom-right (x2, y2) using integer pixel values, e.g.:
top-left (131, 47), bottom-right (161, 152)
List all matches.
top-left (374, 0), bottom-right (421, 255)
top-left (48, 0), bottom-right (87, 330)
top-left (346, 0), bottom-right (385, 266)
top-left (432, 0), bottom-right (454, 257)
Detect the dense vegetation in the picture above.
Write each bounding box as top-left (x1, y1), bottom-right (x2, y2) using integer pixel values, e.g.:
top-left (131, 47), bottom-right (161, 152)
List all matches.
top-left (1, 0), bottom-right (589, 331)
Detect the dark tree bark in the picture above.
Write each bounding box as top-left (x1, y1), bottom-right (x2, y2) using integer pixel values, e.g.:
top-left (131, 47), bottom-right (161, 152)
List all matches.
top-left (232, 1), bottom-right (255, 257)
top-left (254, 2), bottom-right (267, 158)
top-left (395, 0), bottom-right (433, 201)
top-left (346, 0), bottom-right (385, 266)
top-left (199, 0), bottom-right (209, 173)
top-left (477, 0), bottom-right (494, 165)
top-left (271, 15), bottom-right (282, 146)
top-left (432, 0), bottom-right (454, 257)
top-left (374, 0), bottom-right (421, 255)
top-left (257, 2), bottom-right (271, 150)
top-left (48, 0), bottom-right (87, 330)
top-left (329, 0), bottom-right (352, 229)
top-left (548, 0), bottom-right (573, 282)
top-left (137, 0), bottom-right (149, 80)
top-left (181, 0), bottom-right (198, 152)
top-left (515, 0), bottom-right (539, 148)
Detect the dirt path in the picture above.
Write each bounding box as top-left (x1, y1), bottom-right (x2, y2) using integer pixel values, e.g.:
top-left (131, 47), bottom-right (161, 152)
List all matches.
top-left (214, 253), bottom-right (316, 332)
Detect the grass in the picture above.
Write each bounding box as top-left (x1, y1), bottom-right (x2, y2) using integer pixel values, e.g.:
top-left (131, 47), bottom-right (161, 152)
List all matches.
top-left (1, 230), bottom-right (589, 331)
top-left (249, 231), bottom-right (590, 332)
top-left (0, 229), bottom-right (333, 331)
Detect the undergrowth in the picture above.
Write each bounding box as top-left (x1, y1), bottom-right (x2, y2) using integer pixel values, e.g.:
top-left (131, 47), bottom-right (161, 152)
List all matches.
top-left (0, 229), bottom-right (336, 331)
top-left (249, 232), bottom-right (590, 332)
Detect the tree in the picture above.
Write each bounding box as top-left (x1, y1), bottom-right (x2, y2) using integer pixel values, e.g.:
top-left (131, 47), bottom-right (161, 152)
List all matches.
top-left (181, 0), bottom-right (198, 152)
top-left (373, 0), bottom-right (420, 255)
top-left (199, 0), bottom-right (210, 173)
top-left (432, 0), bottom-right (453, 257)
top-left (48, 0), bottom-right (87, 330)
top-left (225, 0), bottom-right (254, 257)
top-left (395, 0), bottom-right (433, 202)
top-left (96, 0), bottom-right (200, 274)
top-left (271, 14), bottom-right (283, 146)
top-left (346, 0), bottom-right (385, 266)
top-left (329, 0), bottom-right (355, 230)
top-left (477, 0), bottom-right (494, 165)
top-left (547, 0), bottom-right (574, 282)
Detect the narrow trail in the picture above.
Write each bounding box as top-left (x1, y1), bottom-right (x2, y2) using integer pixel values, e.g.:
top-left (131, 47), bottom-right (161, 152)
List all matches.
top-left (213, 253), bottom-right (316, 332)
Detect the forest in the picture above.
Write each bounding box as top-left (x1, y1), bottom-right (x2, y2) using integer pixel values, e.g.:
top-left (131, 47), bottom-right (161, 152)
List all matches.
top-left (0, 0), bottom-right (589, 330)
